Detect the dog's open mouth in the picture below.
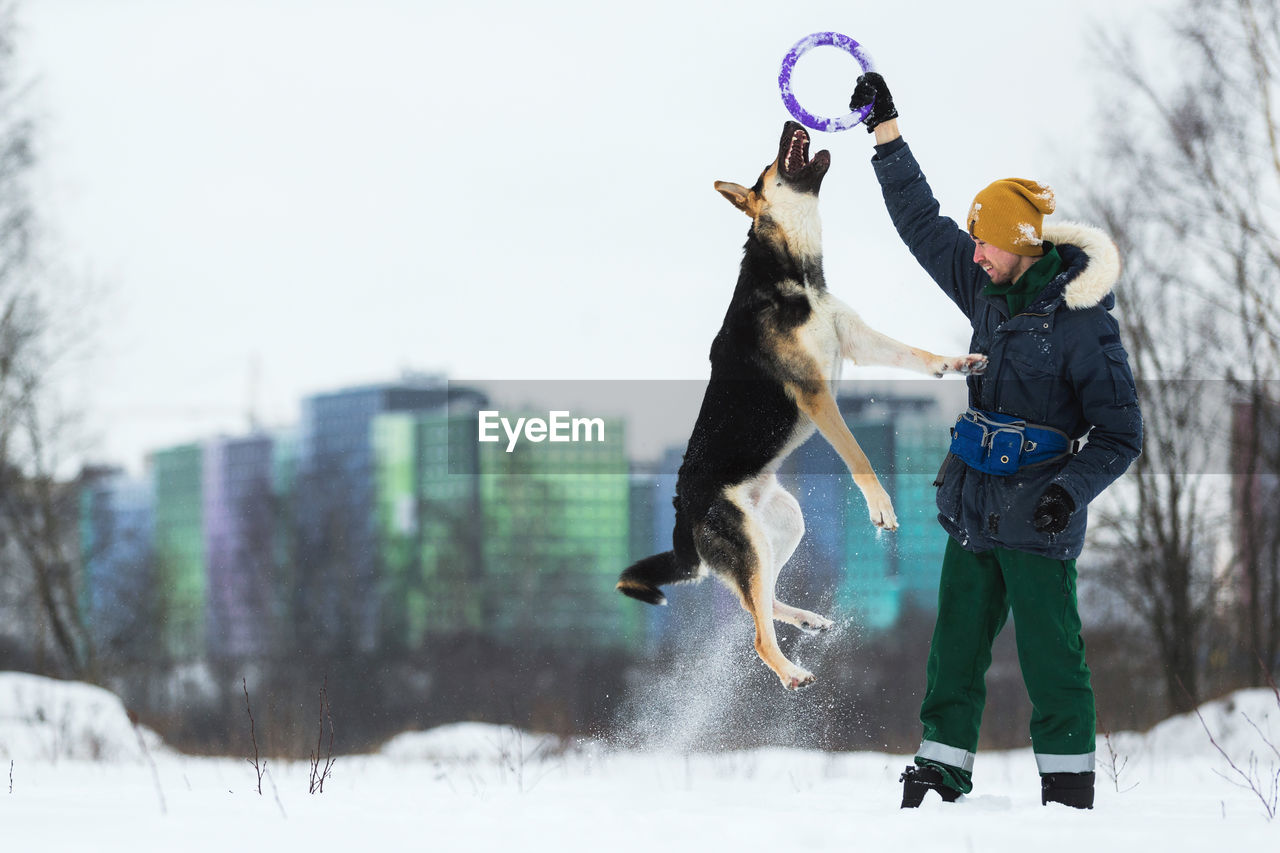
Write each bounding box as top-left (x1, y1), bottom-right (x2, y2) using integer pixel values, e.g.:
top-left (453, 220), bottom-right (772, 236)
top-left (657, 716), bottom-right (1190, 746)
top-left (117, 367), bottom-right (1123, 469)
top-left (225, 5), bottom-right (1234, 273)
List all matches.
top-left (778, 122), bottom-right (830, 189)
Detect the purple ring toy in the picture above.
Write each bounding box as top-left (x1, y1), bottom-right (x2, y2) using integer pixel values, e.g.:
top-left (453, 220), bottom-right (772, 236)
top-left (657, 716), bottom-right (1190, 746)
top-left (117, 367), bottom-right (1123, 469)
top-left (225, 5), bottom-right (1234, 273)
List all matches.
top-left (778, 32), bottom-right (875, 132)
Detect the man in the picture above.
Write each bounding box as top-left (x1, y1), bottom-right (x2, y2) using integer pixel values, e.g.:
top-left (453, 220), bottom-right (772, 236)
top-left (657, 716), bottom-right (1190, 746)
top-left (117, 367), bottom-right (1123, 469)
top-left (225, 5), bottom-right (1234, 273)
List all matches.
top-left (849, 73), bottom-right (1143, 809)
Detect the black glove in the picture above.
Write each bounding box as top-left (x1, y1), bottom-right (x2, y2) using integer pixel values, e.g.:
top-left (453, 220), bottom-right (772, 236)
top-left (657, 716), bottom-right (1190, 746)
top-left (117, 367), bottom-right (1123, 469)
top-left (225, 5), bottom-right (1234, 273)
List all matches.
top-left (849, 72), bottom-right (899, 133)
top-left (1032, 484), bottom-right (1076, 536)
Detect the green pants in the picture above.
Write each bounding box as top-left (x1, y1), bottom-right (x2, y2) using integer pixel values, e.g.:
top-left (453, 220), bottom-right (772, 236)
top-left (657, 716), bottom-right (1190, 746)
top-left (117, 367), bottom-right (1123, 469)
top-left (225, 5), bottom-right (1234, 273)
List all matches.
top-left (915, 537), bottom-right (1096, 794)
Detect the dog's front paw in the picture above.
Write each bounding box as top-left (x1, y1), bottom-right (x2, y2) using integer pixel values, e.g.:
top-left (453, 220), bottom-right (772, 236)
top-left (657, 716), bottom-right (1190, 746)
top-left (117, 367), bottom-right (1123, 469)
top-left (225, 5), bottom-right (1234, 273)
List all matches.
top-left (868, 490), bottom-right (898, 531)
top-left (950, 353), bottom-right (988, 375)
top-left (934, 353), bottom-right (988, 376)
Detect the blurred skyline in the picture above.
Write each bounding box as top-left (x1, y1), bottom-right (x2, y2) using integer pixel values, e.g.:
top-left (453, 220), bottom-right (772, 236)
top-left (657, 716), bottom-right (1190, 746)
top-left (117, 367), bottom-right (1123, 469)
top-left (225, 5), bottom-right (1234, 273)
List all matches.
top-left (16, 0), bottom-right (1173, 473)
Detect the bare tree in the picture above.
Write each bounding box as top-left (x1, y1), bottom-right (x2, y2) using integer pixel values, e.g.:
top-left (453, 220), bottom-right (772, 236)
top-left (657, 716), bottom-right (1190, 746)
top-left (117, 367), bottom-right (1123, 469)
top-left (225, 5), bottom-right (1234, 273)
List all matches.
top-left (1220, 0), bottom-right (1280, 687)
top-left (1081, 0), bottom-right (1280, 707)
top-left (0, 3), bottom-right (97, 677)
top-left (1074, 193), bottom-right (1227, 712)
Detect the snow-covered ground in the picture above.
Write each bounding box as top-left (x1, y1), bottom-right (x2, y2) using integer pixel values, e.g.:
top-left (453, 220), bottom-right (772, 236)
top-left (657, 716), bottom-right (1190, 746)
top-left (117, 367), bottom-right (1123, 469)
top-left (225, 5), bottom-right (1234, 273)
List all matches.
top-left (0, 672), bottom-right (1276, 851)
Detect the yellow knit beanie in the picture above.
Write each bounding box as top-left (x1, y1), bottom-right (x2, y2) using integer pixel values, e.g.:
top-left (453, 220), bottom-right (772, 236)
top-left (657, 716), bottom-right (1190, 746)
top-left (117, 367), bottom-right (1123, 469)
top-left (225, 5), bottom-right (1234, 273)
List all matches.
top-left (966, 178), bottom-right (1056, 257)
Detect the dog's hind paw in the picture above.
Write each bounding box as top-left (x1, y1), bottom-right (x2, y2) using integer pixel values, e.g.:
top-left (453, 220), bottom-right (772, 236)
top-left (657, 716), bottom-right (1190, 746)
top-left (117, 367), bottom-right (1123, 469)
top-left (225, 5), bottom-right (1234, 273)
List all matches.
top-left (797, 613), bottom-right (834, 635)
top-left (782, 669), bottom-right (816, 691)
top-left (773, 601), bottom-right (833, 634)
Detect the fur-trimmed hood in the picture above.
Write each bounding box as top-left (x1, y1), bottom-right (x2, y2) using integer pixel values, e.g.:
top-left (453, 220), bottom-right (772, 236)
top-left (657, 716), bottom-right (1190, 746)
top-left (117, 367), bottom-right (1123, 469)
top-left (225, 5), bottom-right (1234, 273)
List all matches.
top-left (1042, 221), bottom-right (1121, 310)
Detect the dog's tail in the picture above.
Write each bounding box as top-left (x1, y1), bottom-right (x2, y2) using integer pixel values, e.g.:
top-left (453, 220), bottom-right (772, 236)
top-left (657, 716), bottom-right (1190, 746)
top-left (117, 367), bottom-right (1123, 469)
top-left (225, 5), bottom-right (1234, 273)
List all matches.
top-left (618, 501), bottom-right (700, 606)
top-left (616, 551), bottom-right (690, 606)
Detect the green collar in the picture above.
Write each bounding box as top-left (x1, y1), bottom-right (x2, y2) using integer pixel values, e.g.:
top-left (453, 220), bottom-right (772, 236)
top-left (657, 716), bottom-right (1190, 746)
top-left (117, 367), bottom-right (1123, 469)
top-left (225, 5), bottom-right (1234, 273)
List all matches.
top-left (983, 243), bottom-right (1063, 316)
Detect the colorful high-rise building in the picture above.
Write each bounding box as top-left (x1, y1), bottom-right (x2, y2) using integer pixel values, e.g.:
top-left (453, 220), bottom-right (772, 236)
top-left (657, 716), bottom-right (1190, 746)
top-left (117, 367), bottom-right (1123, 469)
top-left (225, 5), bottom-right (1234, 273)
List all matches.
top-left (374, 409), bottom-right (485, 649)
top-left (294, 376), bottom-right (460, 652)
top-left (149, 443), bottom-right (205, 659)
top-left (203, 434), bottom-right (277, 659)
top-left (79, 375), bottom-right (963, 667)
top-left (479, 411), bottom-right (635, 649)
top-left (373, 403), bottom-right (638, 652)
top-left (79, 467), bottom-right (154, 660)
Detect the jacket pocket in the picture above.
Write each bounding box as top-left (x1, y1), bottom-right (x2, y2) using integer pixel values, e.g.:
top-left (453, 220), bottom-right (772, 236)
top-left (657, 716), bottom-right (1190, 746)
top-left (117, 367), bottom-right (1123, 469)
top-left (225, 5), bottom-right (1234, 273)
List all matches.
top-left (997, 466), bottom-right (1086, 553)
top-left (997, 352), bottom-right (1056, 423)
top-left (1104, 346), bottom-right (1138, 406)
top-left (934, 453), bottom-right (963, 526)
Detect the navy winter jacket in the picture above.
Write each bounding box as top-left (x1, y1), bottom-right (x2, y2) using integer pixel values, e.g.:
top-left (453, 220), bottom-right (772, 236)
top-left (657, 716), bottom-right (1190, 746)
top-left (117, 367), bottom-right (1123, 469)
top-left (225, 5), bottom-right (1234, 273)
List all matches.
top-left (871, 140), bottom-right (1143, 559)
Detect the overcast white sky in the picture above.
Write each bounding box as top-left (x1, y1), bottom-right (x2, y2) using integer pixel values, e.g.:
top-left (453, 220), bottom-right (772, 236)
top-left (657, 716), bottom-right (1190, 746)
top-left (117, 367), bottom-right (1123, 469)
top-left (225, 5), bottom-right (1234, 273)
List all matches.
top-left (16, 0), bottom-right (1174, 472)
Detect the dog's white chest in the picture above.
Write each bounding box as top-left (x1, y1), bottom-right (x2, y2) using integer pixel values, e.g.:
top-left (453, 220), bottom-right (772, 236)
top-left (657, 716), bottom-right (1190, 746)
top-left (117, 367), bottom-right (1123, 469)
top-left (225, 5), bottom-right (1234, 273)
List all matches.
top-left (800, 292), bottom-right (844, 381)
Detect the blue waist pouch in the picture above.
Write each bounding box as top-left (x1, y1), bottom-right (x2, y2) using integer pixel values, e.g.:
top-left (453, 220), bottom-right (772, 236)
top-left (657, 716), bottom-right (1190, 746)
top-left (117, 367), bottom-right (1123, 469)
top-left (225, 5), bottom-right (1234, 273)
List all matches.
top-left (948, 409), bottom-right (1076, 476)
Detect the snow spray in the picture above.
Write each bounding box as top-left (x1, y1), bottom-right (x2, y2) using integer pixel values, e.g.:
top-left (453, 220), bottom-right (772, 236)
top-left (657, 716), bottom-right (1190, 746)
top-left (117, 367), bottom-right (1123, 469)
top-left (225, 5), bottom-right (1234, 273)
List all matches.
top-left (612, 583), bottom-right (862, 753)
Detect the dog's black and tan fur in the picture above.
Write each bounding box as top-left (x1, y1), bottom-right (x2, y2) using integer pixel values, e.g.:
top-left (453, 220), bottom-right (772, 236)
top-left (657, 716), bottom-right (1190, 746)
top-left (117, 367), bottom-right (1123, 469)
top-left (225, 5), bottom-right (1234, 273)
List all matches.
top-left (617, 122), bottom-right (986, 690)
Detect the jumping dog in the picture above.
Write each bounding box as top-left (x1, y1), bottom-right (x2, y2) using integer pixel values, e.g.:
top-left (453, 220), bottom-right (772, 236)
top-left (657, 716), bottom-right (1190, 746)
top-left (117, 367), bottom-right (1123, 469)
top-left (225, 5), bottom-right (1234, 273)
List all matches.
top-left (617, 122), bottom-right (987, 690)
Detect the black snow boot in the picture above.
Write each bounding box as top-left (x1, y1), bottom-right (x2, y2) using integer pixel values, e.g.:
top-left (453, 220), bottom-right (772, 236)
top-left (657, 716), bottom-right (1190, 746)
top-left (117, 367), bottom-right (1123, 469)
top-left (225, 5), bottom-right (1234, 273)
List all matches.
top-left (1041, 771), bottom-right (1095, 809)
top-left (900, 764), bottom-right (962, 808)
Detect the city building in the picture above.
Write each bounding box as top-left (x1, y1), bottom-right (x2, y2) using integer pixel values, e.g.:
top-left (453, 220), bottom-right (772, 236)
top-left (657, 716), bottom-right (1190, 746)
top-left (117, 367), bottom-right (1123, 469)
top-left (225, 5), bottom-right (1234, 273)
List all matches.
top-left (294, 376), bottom-right (464, 652)
top-left (202, 434), bottom-right (277, 660)
top-left (78, 374), bottom-right (964, 666)
top-left (79, 467), bottom-right (154, 660)
top-left (374, 408), bottom-right (485, 650)
top-left (374, 403), bottom-right (638, 652)
top-left (149, 443), bottom-right (206, 659)
top-left (477, 409), bottom-right (636, 649)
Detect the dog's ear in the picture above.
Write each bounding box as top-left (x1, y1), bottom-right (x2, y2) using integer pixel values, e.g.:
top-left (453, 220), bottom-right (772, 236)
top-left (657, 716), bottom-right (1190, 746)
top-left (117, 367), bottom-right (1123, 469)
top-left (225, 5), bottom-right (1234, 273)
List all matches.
top-left (715, 181), bottom-right (754, 216)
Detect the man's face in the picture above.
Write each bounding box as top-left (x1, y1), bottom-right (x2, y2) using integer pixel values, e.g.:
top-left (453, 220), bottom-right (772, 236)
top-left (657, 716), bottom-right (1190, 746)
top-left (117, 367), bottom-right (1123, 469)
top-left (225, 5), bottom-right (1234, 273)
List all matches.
top-left (972, 238), bottom-right (1034, 285)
